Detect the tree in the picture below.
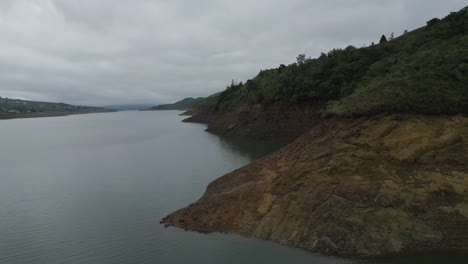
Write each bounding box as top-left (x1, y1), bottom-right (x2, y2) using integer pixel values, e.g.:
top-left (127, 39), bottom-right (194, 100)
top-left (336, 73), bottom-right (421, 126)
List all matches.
top-left (427, 18), bottom-right (441, 27)
top-left (230, 79), bottom-right (238, 87)
top-left (278, 64), bottom-right (286, 72)
top-left (296, 54), bottom-right (306, 64)
top-left (379, 35), bottom-right (387, 44)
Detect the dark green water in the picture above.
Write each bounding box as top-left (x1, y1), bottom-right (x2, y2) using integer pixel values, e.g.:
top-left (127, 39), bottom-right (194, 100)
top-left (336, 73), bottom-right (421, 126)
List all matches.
top-left (0, 111), bottom-right (466, 264)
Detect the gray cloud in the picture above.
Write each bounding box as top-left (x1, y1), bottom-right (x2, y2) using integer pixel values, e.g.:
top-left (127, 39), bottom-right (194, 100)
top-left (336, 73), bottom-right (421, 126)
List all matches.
top-left (0, 0), bottom-right (466, 106)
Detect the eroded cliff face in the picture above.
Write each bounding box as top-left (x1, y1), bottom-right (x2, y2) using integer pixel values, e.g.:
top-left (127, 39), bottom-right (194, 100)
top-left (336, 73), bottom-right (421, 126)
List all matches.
top-left (183, 103), bottom-right (325, 139)
top-left (163, 114), bottom-right (468, 257)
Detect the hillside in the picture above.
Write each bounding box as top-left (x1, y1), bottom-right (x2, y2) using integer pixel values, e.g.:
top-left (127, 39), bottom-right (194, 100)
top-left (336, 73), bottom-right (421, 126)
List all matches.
top-left (0, 97), bottom-right (110, 119)
top-left (183, 7), bottom-right (468, 138)
top-left (148, 97), bottom-right (205, 111)
top-left (163, 7), bottom-right (468, 258)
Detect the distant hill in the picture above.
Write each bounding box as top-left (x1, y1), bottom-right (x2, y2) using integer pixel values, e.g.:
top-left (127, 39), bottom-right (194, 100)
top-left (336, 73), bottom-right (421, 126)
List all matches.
top-left (101, 104), bottom-right (155, 111)
top-left (148, 97), bottom-right (206, 111)
top-left (0, 97), bottom-right (110, 119)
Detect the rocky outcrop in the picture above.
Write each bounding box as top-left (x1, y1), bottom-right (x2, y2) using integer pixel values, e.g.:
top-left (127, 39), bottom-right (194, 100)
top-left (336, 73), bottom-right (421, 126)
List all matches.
top-left (163, 114), bottom-right (468, 257)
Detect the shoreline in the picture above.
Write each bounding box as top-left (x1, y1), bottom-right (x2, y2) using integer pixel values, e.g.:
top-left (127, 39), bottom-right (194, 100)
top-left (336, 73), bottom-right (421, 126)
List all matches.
top-left (0, 110), bottom-right (116, 121)
top-left (163, 113), bottom-right (468, 258)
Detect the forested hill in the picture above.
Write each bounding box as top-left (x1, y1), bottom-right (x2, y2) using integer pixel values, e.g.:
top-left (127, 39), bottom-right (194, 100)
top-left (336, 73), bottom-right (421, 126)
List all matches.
top-left (148, 97), bottom-right (206, 111)
top-left (164, 7), bottom-right (468, 257)
top-left (195, 7), bottom-right (468, 117)
top-left (0, 97), bottom-right (109, 119)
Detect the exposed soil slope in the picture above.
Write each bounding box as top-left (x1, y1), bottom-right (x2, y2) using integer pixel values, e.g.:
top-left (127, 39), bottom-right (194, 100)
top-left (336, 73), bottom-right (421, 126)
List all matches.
top-left (164, 114), bottom-right (468, 257)
top-left (183, 103), bottom-right (325, 139)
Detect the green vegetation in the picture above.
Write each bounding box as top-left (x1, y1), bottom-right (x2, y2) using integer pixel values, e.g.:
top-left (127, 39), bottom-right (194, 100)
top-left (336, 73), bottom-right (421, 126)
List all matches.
top-left (150, 97), bottom-right (206, 110)
top-left (191, 93), bottom-right (220, 109)
top-left (198, 7), bottom-right (468, 116)
top-left (153, 93), bottom-right (221, 111)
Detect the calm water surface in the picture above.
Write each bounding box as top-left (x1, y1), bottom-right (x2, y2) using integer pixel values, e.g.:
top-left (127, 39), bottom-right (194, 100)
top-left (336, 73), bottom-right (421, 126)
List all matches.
top-left (0, 111), bottom-right (466, 264)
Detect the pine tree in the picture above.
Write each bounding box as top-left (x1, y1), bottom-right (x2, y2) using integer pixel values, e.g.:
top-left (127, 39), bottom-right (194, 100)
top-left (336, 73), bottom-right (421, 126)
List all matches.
top-left (379, 35), bottom-right (387, 44)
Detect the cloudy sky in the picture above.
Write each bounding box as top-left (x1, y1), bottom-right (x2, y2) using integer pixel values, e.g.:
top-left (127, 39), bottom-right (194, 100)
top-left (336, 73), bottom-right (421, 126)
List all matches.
top-left (0, 0), bottom-right (466, 106)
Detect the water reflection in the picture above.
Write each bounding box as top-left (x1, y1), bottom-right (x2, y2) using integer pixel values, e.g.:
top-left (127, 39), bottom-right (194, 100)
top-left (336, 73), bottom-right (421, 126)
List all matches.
top-left (0, 111), bottom-right (466, 264)
top-left (371, 250), bottom-right (468, 264)
top-left (212, 134), bottom-right (291, 161)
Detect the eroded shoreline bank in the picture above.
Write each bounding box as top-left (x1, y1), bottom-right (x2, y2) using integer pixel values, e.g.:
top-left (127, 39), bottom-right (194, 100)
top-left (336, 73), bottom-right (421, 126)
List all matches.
top-left (163, 113), bottom-right (468, 258)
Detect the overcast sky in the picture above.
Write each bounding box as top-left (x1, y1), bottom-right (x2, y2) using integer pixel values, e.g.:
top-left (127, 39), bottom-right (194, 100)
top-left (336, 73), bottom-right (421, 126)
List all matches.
top-left (0, 0), bottom-right (466, 106)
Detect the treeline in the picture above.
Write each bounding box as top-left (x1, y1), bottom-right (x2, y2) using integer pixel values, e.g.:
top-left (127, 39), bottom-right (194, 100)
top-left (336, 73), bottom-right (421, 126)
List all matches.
top-left (199, 7), bottom-right (468, 116)
top-left (150, 97), bottom-right (206, 110)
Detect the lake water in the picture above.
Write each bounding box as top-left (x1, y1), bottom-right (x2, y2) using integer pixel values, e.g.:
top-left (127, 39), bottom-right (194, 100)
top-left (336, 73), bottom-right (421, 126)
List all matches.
top-left (0, 111), bottom-right (466, 264)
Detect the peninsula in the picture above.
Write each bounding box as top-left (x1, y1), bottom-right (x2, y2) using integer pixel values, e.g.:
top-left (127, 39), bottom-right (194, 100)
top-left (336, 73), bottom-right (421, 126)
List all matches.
top-left (163, 7), bottom-right (468, 257)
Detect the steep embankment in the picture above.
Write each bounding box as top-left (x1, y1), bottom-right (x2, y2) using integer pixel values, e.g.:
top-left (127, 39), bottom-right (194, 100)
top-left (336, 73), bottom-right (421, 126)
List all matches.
top-left (164, 114), bottom-right (468, 257)
top-left (183, 103), bottom-right (325, 139)
top-left (163, 7), bottom-right (468, 257)
top-left (183, 8), bottom-right (467, 138)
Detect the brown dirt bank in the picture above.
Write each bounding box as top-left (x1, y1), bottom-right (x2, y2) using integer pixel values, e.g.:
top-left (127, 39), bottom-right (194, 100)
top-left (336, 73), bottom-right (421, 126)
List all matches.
top-left (163, 114), bottom-right (468, 257)
top-left (182, 103), bottom-right (325, 139)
